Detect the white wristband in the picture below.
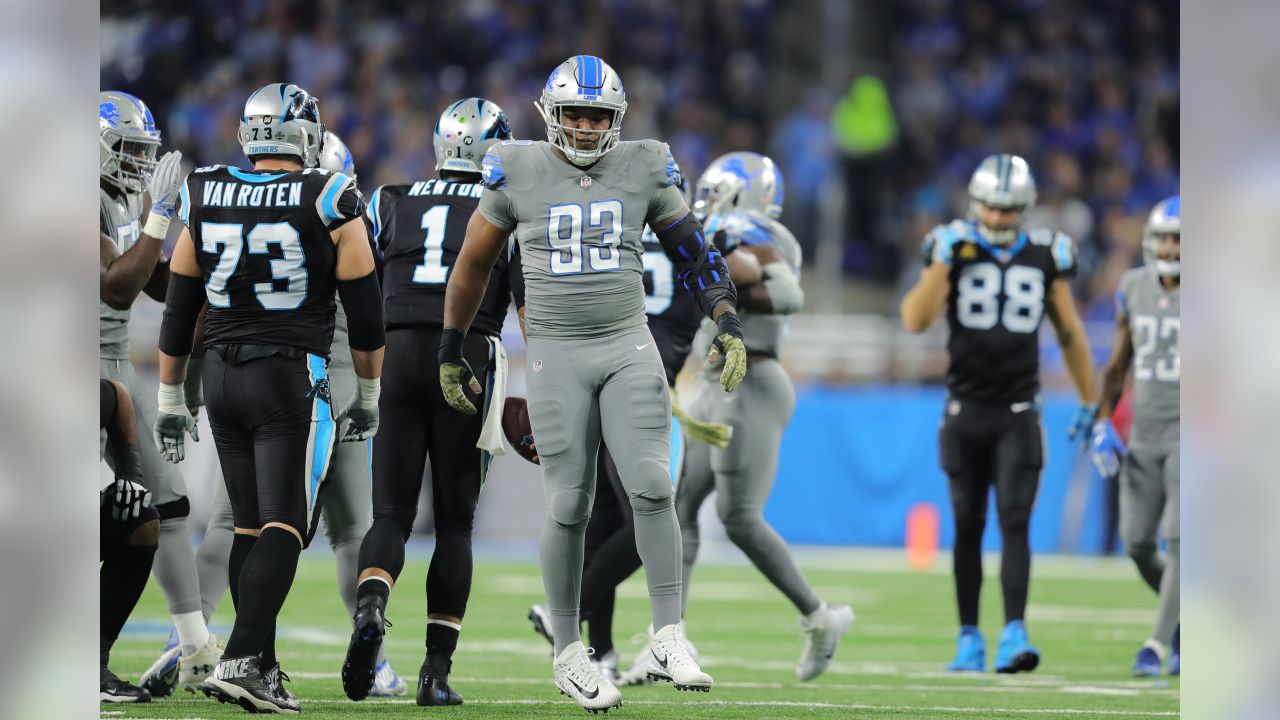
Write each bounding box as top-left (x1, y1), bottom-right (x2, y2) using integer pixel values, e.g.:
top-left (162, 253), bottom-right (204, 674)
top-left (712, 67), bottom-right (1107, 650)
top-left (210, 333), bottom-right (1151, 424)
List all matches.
top-left (142, 212), bottom-right (172, 240)
top-left (354, 376), bottom-right (381, 409)
top-left (157, 382), bottom-right (186, 413)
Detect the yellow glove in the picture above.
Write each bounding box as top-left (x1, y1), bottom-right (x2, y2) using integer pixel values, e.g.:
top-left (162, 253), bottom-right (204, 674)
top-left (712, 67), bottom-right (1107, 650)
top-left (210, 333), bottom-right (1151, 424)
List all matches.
top-left (671, 388), bottom-right (732, 448)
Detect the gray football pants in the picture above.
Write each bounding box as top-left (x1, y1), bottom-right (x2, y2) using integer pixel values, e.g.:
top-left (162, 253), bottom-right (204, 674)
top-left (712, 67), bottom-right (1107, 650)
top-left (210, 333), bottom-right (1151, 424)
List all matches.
top-left (198, 358), bottom-right (373, 632)
top-left (101, 357), bottom-right (203, 617)
top-left (526, 326), bottom-right (682, 654)
top-left (1120, 440), bottom-right (1180, 648)
top-left (675, 359), bottom-right (821, 616)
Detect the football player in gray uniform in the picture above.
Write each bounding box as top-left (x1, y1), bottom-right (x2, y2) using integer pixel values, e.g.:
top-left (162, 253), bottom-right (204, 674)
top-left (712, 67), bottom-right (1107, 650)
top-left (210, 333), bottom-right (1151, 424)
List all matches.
top-left (1092, 195), bottom-right (1180, 677)
top-left (438, 55), bottom-right (746, 712)
top-left (99, 91), bottom-right (221, 695)
top-left (187, 131), bottom-right (406, 700)
top-left (675, 152), bottom-right (855, 683)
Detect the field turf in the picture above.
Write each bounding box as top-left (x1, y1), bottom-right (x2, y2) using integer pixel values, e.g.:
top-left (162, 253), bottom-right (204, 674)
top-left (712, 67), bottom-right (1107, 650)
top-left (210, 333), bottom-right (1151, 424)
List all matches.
top-left (106, 548), bottom-right (1178, 719)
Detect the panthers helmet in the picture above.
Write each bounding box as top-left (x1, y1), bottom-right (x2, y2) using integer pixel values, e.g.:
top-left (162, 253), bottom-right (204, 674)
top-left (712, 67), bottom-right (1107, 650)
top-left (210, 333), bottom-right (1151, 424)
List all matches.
top-left (535, 55), bottom-right (627, 167)
top-left (693, 152), bottom-right (785, 220)
top-left (100, 91), bottom-right (161, 195)
top-left (967, 153), bottom-right (1037, 245)
top-left (1142, 195), bottom-right (1180, 278)
top-left (434, 98), bottom-right (513, 176)
top-left (238, 83), bottom-right (325, 167)
top-left (319, 130), bottom-right (355, 178)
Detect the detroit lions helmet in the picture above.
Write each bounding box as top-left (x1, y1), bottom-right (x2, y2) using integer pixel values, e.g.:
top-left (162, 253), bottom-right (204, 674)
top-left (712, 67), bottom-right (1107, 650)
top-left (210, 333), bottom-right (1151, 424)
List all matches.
top-left (435, 98), bottom-right (513, 176)
top-left (100, 91), bottom-right (161, 195)
top-left (1142, 195), bottom-right (1180, 278)
top-left (238, 83), bottom-right (325, 167)
top-left (319, 130), bottom-right (355, 178)
top-left (693, 152), bottom-right (785, 220)
top-left (536, 55), bottom-right (627, 167)
top-left (968, 153), bottom-right (1037, 245)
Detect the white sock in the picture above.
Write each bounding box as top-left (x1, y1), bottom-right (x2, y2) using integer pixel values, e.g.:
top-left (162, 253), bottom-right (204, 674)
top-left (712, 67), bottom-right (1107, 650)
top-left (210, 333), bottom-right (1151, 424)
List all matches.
top-left (174, 611), bottom-right (210, 656)
top-left (1143, 638), bottom-right (1167, 661)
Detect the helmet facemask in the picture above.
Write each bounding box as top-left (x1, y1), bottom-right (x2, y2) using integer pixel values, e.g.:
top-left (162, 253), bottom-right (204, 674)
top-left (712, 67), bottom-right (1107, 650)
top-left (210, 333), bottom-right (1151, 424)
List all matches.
top-left (537, 100), bottom-right (625, 167)
top-left (100, 132), bottom-right (159, 195)
top-left (969, 199), bottom-right (1028, 246)
top-left (1144, 229), bottom-right (1180, 278)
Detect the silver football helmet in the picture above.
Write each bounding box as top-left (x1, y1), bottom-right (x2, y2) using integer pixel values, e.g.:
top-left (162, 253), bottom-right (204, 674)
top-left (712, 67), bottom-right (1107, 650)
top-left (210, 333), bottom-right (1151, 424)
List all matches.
top-left (434, 97), bottom-right (513, 176)
top-left (535, 55), bottom-right (627, 167)
top-left (692, 151), bottom-right (785, 220)
top-left (319, 130), bottom-right (355, 178)
top-left (1142, 195), bottom-right (1180, 278)
top-left (967, 153), bottom-right (1037, 245)
top-left (237, 83), bottom-right (325, 167)
top-left (100, 91), bottom-right (161, 195)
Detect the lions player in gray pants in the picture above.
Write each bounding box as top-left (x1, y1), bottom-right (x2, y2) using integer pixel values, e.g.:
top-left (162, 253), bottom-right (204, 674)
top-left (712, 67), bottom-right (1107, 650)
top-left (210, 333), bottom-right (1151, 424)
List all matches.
top-left (438, 55), bottom-right (747, 712)
top-left (1092, 196), bottom-right (1180, 677)
top-left (676, 153), bottom-right (855, 682)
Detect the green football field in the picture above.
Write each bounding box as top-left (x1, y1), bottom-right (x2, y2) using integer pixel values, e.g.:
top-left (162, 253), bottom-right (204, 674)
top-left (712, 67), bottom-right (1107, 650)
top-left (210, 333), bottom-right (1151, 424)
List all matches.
top-left (105, 549), bottom-right (1179, 719)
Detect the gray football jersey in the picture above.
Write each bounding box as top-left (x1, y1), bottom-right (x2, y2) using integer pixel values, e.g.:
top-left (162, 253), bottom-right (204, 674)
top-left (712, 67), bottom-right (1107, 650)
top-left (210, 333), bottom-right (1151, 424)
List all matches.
top-left (1119, 266), bottom-right (1180, 440)
top-left (478, 139), bottom-right (684, 339)
top-left (99, 187), bottom-right (144, 360)
top-left (693, 210), bottom-right (803, 360)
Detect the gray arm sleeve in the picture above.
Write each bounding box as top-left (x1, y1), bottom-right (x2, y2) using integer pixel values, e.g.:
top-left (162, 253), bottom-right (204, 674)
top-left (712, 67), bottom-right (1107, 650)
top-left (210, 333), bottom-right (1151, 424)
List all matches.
top-left (761, 261), bottom-right (804, 314)
top-left (478, 188), bottom-right (517, 231)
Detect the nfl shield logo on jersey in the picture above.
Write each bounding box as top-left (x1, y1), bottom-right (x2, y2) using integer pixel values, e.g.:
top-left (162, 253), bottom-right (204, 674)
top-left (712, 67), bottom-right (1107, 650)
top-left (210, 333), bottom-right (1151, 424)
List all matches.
top-left (580, 176), bottom-right (592, 189)
top-left (532, 360), bottom-right (543, 373)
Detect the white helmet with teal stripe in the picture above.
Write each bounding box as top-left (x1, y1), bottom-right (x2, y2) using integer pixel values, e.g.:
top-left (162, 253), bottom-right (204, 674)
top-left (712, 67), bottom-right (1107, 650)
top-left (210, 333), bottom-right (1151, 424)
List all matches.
top-left (536, 55), bottom-right (627, 167)
top-left (237, 82), bottom-right (325, 167)
top-left (1143, 195), bottom-right (1180, 277)
top-left (968, 153), bottom-right (1037, 246)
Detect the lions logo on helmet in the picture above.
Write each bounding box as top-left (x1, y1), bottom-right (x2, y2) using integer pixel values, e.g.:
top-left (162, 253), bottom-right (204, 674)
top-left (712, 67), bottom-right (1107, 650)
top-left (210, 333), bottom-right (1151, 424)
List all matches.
top-left (1142, 195), bottom-right (1180, 278)
top-left (967, 153), bottom-right (1037, 246)
top-left (434, 98), bottom-right (513, 176)
top-left (100, 91), bottom-right (161, 195)
top-left (693, 151), bottom-right (785, 221)
top-left (535, 55), bottom-right (627, 167)
top-left (238, 83), bottom-right (326, 167)
top-left (319, 130), bottom-right (355, 179)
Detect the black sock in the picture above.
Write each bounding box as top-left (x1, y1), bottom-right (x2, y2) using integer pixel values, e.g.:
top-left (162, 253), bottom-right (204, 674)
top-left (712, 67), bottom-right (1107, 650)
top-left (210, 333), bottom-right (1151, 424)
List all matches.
top-left (357, 518), bottom-right (406, 589)
top-left (424, 519), bottom-right (474, 657)
top-left (426, 621), bottom-right (460, 670)
top-left (356, 573), bottom-right (391, 608)
top-left (223, 528), bottom-right (301, 659)
top-left (228, 532), bottom-right (257, 611)
top-left (101, 541), bottom-right (158, 666)
top-left (260, 623), bottom-right (278, 669)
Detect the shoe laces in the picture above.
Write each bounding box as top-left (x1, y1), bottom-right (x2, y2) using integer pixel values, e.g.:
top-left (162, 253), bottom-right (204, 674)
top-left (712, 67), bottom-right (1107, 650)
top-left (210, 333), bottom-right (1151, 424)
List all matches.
top-left (561, 647), bottom-right (606, 688)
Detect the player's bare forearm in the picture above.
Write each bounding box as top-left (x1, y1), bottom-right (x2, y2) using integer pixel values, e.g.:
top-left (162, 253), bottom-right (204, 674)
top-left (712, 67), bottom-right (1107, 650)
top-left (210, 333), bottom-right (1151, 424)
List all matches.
top-left (444, 212), bottom-right (507, 333)
top-left (349, 347), bottom-right (384, 380)
top-left (1096, 316), bottom-right (1133, 419)
top-left (105, 380), bottom-right (138, 448)
top-left (100, 230), bottom-right (165, 310)
top-left (1047, 280), bottom-right (1096, 405)
top-left (901, 263), bottom-right (950, 333)
top-left (158, 351), bottom-right (190, 385)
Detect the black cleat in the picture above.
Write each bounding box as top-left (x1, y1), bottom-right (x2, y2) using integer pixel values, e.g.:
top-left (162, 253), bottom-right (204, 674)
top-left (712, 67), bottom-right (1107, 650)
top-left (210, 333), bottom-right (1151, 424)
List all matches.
top-left (264, 662), bottom-right (298, 705)
top-left (101, 667), bottom-right (151, 703)
top-left (416, 665), bottom-right (464, 706)
top-left (201, 655), bottom-right (299, 714)
top-left (342, 596), bottom-right (387, 701)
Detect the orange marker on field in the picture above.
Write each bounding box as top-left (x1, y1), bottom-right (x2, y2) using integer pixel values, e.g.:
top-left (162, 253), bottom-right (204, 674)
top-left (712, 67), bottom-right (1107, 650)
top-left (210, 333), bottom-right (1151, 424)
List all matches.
top-left (906, 502), bottom-right (940, 571)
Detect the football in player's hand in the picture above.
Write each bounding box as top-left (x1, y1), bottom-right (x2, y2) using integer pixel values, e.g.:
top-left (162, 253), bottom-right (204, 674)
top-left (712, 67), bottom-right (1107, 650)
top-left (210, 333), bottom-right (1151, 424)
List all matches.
top-left (502, 396), bottom-right (538, 464)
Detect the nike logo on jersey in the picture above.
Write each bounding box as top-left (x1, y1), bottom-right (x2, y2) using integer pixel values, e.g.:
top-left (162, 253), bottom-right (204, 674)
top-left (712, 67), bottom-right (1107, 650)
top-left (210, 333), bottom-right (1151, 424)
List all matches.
top-left (1011, 401), bottom-right (1034, 413)
top-left (566, 677), bottom-right (599, 699)
top-left (635, 343), bottom-right (651, 351)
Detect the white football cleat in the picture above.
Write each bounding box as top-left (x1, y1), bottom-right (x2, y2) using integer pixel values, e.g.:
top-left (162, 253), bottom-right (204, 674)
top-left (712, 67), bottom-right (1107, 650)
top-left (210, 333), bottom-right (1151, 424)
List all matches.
top-left (797, 603), bottom-right (855, 681)
top-left (591, 649), bottom-right (622, 685)
top-left (370, 658), bottom-right (408, 697)
top-left (647, 623), bottom-right (712, 691)
top-left (617, 640), bottom-right (655, 687)
top-left (178, 633), bottom-right (222, 692)
top-left (553, 641), bottom-right (623, 714)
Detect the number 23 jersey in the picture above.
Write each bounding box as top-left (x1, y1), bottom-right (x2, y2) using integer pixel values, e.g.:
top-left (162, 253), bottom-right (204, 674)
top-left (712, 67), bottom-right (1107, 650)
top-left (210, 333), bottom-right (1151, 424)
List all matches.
top-left (178, 165), bottom-right (365, 357)
top-left (942, 222), bottom-right (1077, 405)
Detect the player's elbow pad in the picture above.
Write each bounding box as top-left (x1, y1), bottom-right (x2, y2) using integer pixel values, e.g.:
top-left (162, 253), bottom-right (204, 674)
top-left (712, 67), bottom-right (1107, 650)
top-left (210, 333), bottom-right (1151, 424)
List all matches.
top-left (338, 271), bottom-right (386, 351)
top-left (158, 273), bottom-right (206, 356)
top-left (761, 262), bottom-right (804, 314)
top-left (656, 214), bottom-right (738, 317)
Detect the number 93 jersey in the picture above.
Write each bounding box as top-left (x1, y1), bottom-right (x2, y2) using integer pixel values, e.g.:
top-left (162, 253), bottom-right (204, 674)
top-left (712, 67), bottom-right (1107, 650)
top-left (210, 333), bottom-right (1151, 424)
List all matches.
top-left (941, 222), bottom-right (1078, 404)
top-left (368, 179), bottom-right (520, 337)
top-left (477, 139), bottom-right (686, 339)
top-left (177, 165), bottom-right (365, 357)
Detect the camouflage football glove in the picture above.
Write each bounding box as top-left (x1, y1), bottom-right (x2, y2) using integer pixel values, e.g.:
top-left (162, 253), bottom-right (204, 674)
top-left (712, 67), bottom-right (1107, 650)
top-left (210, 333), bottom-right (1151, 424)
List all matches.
top-left (438, 328), bottom-right (482, 414)
top-left (670, 388), bottom-right (732, 449)
top-left (154, 382), bottom-right (198, 464)
top-left (706, 310), bottom-right (747, 393)
top-left (335, 377), bottom-right (381, 442)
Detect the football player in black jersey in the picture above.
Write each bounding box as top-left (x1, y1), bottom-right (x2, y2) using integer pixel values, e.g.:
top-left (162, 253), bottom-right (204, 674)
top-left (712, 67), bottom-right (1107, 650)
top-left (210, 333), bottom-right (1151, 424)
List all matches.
top-left (341, 98), bottom-right (519, 707)
top-left (156, 83), bottom-right (385, 714)
top-left (901, 154), bottom-right (1097, 675)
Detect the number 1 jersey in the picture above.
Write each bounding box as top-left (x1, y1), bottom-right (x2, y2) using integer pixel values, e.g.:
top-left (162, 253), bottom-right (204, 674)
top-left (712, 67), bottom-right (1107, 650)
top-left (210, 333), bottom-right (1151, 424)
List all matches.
top-left (368, 179), bottom-right (521, 337)
top-left (942, 222), bottom-right (1078, 404)
top-left (178, 165), bottom-right (365, 357)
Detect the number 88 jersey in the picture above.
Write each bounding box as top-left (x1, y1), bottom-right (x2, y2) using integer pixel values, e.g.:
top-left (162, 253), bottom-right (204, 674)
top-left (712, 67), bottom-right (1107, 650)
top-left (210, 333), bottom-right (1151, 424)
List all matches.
top-left (942, 222), bottom-right (1078, 405)
top-left (179, 164), bottom-right (365, 357)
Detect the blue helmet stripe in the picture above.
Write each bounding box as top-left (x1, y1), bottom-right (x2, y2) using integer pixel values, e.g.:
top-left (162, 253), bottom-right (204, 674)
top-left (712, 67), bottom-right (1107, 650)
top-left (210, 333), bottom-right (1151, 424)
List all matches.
top-left (448, 98), bottom-right (466, 115)
top-left (576, 55), bottom-right (602, 98)
top-left (1165, 195), bottom-right (1180, 218)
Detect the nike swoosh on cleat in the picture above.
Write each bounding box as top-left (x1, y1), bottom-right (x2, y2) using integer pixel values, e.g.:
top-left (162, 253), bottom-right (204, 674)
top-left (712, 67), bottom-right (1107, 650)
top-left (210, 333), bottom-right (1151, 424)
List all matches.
top-left (635, 343), bottom-right (651, 351)
top-left (566, 678), bottom-right (599, 700)
top-left (650, 650), bottom-right (669, 670)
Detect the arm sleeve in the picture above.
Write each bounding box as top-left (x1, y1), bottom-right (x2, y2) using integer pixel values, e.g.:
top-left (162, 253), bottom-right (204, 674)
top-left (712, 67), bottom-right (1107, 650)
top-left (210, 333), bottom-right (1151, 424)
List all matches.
top-left (337, 271), bottom-right (386, 351)
top-left (315, 172), bottom-right (366, 230)
top-left (158, 273), bottom-right (207, 356)
top-left (654, 213), bottom-right (738, 318)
